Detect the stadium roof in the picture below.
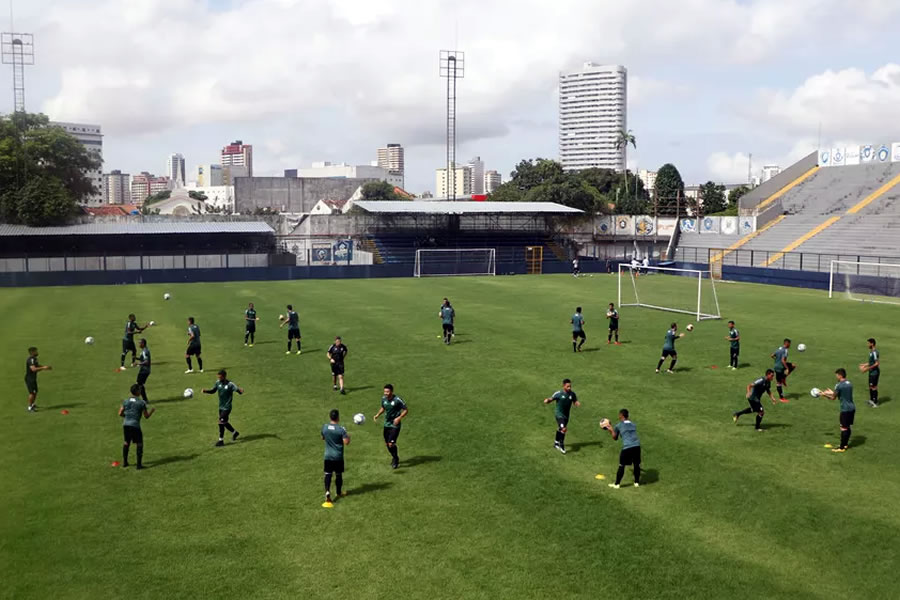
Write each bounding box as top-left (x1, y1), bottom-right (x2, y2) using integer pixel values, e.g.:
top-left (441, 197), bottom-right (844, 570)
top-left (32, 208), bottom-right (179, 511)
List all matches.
top-left (350, 201), bottom-right (583, 215)
top-left (0, 221), bottom-right (275, 237)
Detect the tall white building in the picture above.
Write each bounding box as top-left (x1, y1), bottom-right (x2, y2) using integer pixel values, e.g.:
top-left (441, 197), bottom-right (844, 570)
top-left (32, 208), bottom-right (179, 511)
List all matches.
top-left (102, 170), bottom-right (131, 205)
top-left (467, 157), bottom-right (485, 194)
top-left (484, 170), bottom-right (502, 194)
top-left (435, 166), bottom-right (473, 199)
top-left (195, 164), bottom-right (224, 187)
top-left (637, 169), bottom-right (657, 192)
top-left (52, 121), bottom-right (104, 204)
top-left (297, 162), bottom-right (403, 187)
top-left (558, 63), bottom-right (627, 172)
top-left (377, 143), bottom-right (405, 188)
top-left (166, 153), bottom-right (186, 185)
top-left (760, 165), bottom-right (782, 183)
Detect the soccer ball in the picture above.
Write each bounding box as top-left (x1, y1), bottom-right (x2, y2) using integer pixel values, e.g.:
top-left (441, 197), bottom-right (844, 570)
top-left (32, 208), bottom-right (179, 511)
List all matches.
top-left (797, 343), bottom-right (807, 352)
top-left (810, 387), bottom-right (821, 398)
top-left (149, 320), bottom-right (156, 326)
top-left (279, 314), bottom-right (284, 321)
top-left (353, 413), bottom-right (366, 425)
top-left (183, 388), bottom-right (194, 399)
top-left (163, 293), bottom-right (171, 300)
top-left (599, 418), bottom-right (610, 429)
top-left (686, 324), bottom-right (694, 331)
top-left (84, 336), bottom-right (94, 345)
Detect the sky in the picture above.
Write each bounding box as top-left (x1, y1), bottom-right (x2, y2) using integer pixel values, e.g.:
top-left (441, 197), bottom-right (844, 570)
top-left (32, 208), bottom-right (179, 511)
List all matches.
top-left (5, 0), bottom-right (900, 194)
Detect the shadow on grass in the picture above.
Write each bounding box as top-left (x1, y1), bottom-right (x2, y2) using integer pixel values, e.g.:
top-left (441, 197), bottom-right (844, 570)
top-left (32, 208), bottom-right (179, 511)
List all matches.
top-left (345, 385), bottom-right (375, 393)
top-left (152, 395), bottom-right (192, 405)
top-left (447, 339), bottom-right (473, 345)
top-left (641, 468), bottom-right (660, 484)
top-left (350, 481), bottom-right (393, 496)
top-left (251, 340), bottom-right (278, 345)
top-left (43, 402), bottom-right (86, 410)
top-left (150, 453), bottom-right (201, 468)
top-left (738, 363), bottom-right (753, 368)
top-left (239, 433), bottom-right (281, 443)
top-left (877, 396), bottom-right (892, 405)
top-left (850, 435), bottom-right (867, 448)
top-left (673, 367), bottom-right (694, 373)
top-left (579, 348), bottom-right (601, 353)
top-left (403, 455), bottom-right (442, 467)
top-left (761, 423), bottom-right (792, 429)
top-left (568, 441), bottom-right (605, 453)
top-left (610, 340), bottom-right (632, 345)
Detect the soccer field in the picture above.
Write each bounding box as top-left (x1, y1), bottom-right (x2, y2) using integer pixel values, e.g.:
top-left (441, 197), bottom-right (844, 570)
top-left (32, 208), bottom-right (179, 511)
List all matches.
top-left (2, 274), bottom-right (898, 600)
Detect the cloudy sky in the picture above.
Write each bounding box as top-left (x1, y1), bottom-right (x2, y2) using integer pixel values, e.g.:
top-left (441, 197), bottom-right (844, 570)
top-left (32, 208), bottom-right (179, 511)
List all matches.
top-left (6, 0), bottom-right (900, 193)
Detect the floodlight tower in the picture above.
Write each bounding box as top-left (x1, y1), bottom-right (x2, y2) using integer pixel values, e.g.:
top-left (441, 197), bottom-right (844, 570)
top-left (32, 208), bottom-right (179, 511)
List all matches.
top-left (1, 31), bottom-right (33, 112)
top-left (440, 50), bottom-right (464, 200)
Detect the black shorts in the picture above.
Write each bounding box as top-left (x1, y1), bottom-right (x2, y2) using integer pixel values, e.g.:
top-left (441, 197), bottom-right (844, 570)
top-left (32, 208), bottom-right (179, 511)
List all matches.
top-left (748, 398), bottom-right (763, 413)
top-left (122, 339), bottom-right (136, 354)
top-left (186, 344), bottom-right (202, 356)
top-left (775, 368), bottom-right (793, 384)
top-left (556, 416), bottom-right (569, 431)
top-left (609, 323), bottom-right (618, 331)
top-left (136, 370), bottom-right (150, 386)
top-left (383, 427), bottom-right (401, 445)
top-left (25, 379), bottom-right (37, 394)
top-left (218, 409), bottom-right (231, 424)
top-left (124, 425), bottom-right (143, 444)
top-left (661, 349), bottom-right (677, 359)
top-left (288, 328), bottom-right (301, 340)
top-left (331, 362), bottom-right (345, 376)
top-left (442, 323), bottom-right (452, 334)
top-left (730, 347), bottom-right (740, 357)
top-left (245, 322), bottom-right (256, 333)
top-left (572, 330), bottom-right (586, 341)
top-left (323, 459), bottom-right (345, 474)
top-left (619, 446), bottom-right (642, 466)
top-left (869, 371), bottom-right (880, 387)
top-left (840, 411), bottom-right (855, 428)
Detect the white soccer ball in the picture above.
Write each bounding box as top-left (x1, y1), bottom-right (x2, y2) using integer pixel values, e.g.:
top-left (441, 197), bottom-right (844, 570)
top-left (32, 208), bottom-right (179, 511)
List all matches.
top-left (149, 320), bottom-right (156, 326)
top-left (84, 336), bottom-right (94, 345)
top-left (163, 293), bottom-right (171, 300)
top-left (810, 387), bottom-right (821, 398)
top-left (686, 324), bottom-right (694, 331)
top-left (797, 343), bottom-right (807, 352)
top-left (183, 388), bottom-right (194, 399)
top-left (353, 413), bottom-right (366, 425)
top-left (279, 314), bottom-right (284, 321)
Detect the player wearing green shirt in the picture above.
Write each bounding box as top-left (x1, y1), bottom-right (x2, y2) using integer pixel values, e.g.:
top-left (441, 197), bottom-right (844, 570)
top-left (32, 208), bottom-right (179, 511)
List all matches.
top-left (184, 317), bottom-right (204, 374)
top-left (279, 304), bottom-right (302, 354)
top-left (771, 339), bottom-right (794, 403)
top-left (440, 300), bottom-right (455, 345)
top-left (135, 338), bottom-right (151, 403)
top-left (118, 384), bottom-right (156, 469)
top-left (571, 307), bottom-right (586, 352)
top-left (25, 346), bottom-right (51, 412)
top-left (601, 408), bottom-right (641, 488)
top-left (373, 384), bottom-right (408, 469)
top-left (860, 338), bottom-right (880, 408)
top-left (120, 314), bottom-right (148, 371)
top-left (202, 369), bottom-right (244, 446)
top-left (321, 409), bottom-right (350, 507)
top-left (656, 323), bottom-right (685, 374)
top-left (244, 303), bottom-right (259, 347)
top-left (822, 368), bottom-right (856, 452)
top-left (607, 303), bottom-right (620, 345)
top-left (726, 320), bottom-right (741, 369)
top-left (733, 370), bottom-right (776, 431)
top-left (543, 378), bottom-right (581, 454)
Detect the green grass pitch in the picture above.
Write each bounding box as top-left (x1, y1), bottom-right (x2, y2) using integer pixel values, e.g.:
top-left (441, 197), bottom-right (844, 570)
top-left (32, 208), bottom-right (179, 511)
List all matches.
top-left (1, 274), bottom-right (898, 600)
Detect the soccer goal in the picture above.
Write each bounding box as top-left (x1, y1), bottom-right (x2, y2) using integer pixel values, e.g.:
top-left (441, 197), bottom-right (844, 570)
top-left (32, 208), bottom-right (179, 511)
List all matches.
top-left (829, 260), bottom-right (900, 305)
top-left (414, 248), bottom-right (496, 277)
top-left (618, 264), bottom-right (721, 320)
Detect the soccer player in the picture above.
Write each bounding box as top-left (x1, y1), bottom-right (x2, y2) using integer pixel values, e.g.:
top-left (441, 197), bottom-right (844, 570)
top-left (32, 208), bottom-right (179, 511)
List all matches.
top-left (821, 368), bottom-right (855, 453)
top-left (771, 338), bottom-right (794, 403)
top-left (571, 307), bottom-right (586, 352)
top-left (280, 304), bottom-right (302, 354)
top-left (321, 409), bottom-right (350, 507)
top-left (656, 323), bottom-right (685, 373)
top-left (440, 300), bottom-right (454, 345)
top-left (607, 303), bottom-right (620, 345)
top-left (202, 369), bottom-right (244, 447)
top-left (25, 346), bottom-right (51, 412)
top-left (373, 384), bottom-right (408, 469)
top-left (543, 378), bottom-right (581, 454)
top-left (733, 370), bottom-right (777, 431)
top-left (184, 317), bottom-right (203, 374)
top-left (244, 302), bottom-right (259, 347)
top-left (120, 313), bottom-right (147, 371)
top-left (136, 338), bottom-right (151, 403)
top-left (726, 321), bottom-right (740, 370)
top-left (327, 336), bottom-right (348, 394)
top-left (118, 383), bottom-right (155, 469)
top-left (860, 338), bottom-right (880, 408)
top-left (600, 408), bottom-right (641, 488)
top-left (572, 257), bottom-right (580, 277)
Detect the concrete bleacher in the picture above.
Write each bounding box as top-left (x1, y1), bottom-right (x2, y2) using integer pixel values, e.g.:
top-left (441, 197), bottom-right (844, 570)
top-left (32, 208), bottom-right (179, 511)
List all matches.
top-left (777, 162), bottom-right (900, 214)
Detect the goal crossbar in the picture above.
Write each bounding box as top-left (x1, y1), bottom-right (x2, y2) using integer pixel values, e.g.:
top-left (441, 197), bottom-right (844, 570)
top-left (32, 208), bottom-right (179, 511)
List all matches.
top-left (414, 248), bottom-right (496, 277)
top-left (617, 264), bottom-right (721, 320)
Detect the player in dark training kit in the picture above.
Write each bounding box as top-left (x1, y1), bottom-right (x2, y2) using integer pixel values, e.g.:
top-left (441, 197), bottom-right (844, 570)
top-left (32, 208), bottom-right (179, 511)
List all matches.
top-left (656, 323), bottom-right (685, 373)
top-left (25, 346), bottom-right (51, 412)
top-left (440, 301), bottom-right (455, 345)
top-left (543, 378), bottom-right (581, 454)
top-left (120, 314), bottom-right (148, 371)
top-left (726, 321), bottom-right (740, 369)
top-left (771, 339), bottom-right (794, 403)
top-left (373, 384), bottom-right (408, 469)
top-left (822, 368), bottom-right (855, 452)
top-left (202, 369), bottom-right (244, 446)
top-left (601, 408), bottom-right (641, 488)
top-left (607, 303), bottom-right (620, 345)
top-left (118, 383), bottom-right (155, 469)
top-left (244, 302), bottom-right (259, 347)
top-left (184, 317), bottom-right (204, 374)
top-left (136, 338), bottom-right (152, 403)
top-left (733, 370), bottom-right (776, 431)
top-left (280, 305), bottom-right (302, 354)
top-left (327, 337), bottom-right (348, 394)
top-left (321, 409), bottom-right (350, 507)
top-left (571, 307), bottom-right (586, 352)
top-left (860, 338), bottom-right (880, 408)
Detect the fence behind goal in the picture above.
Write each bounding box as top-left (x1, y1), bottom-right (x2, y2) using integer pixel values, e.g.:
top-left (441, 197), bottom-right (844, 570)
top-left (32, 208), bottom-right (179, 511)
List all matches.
top-left (618, 264), bottom-right (721, 320)
top-left (414, 248), bottom-right (496, 277)
top-left (829, 260), bottom-right (900, 305)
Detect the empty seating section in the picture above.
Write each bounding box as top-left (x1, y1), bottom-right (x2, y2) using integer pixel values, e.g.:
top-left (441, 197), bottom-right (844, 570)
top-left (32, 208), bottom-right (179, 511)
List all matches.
top-left (370, 233), bottom-right (565, 266)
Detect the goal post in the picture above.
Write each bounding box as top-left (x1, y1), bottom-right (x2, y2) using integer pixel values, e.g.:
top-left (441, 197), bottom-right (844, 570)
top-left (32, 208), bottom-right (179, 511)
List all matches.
top-left (414, 248), bottom-right (496, 277)
top-left (828, 260), bottom-right (900, 305)
top-left (617, 264), bottom-right (721, 321)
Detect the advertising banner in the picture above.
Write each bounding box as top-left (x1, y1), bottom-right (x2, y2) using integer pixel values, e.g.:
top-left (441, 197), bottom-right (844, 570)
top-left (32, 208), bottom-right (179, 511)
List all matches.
top-left (594, 216), bottom-right (612, 236)
top-left (311, 243), bottom-right (333, 263)
top-left (720, 217), bottom-right (738, 235)
top-left (333, 240), bottom-right (353, 262)
top-left (893, 142), bottom-right (900, 162)
top-left (819, 149), bottom-right (831, 166)
top-left (831, 147), bottom-right (845, 166)
top-left (877, 145), bottom-right (891, 162)
top-left (635, 215), bottom-right (654, 236)
top-left (740, 217), bottom-right (755, 235)
top-left (614, 215), bottom-right (633, 236)
top-left (701, 216), bottom-right (719, 234)
top-left (657, 218), bottom-right (677, 236)
top-left (680, 218), bottom-right (697, 233)
top-left (860, 145), bottom-right (874, 162)
top-left (845, 146), bottom-right (861, 165)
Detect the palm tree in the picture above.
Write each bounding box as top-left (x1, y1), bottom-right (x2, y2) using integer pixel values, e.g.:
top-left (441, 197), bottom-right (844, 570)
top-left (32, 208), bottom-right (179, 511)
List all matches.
top-left (615, 129), bottom-right (637, 194)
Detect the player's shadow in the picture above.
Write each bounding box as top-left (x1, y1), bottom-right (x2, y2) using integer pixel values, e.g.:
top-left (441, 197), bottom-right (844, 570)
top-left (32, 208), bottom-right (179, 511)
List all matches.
top-left (850, 435), bottom-right (867, 448)
top-left (153, 395), bottom-right (192, 404)
top-left (351, 481), bottom-right (393, 496)
top-left (345, 385), bottom-right (375, 393)
top-left (641, 468), bottom-right (660, 484)
top-left (611, 340), bottom-right (632, 345)
top-left (150, 453), bottom-right (201, 468)
top-left (152, 361), bottom-right (171, 366)
top-left (761, 423), bottom-right (792, 429)
top-left (448, 339), bottom-right (473, 345)
top-left (239, 433), bottom-right (281, 443)
top-left (784, 393), bottom-right (803, 399)
top-left (567, 441), bottom-right (604, 453)
top-left (738, 363), bottom-right (752, 368)
top-left (877, 396), bottom-right (892, 405)
top-left (403, 455), bottom-right (442, 467)
top-left (673, 367), bottom-right (694, 373)
top-left (43, 402), bottom-right (86, 410)
top-left (579, 348), bottom-right (601, 353)
top-left (251, 340), bottom-right (278, 345)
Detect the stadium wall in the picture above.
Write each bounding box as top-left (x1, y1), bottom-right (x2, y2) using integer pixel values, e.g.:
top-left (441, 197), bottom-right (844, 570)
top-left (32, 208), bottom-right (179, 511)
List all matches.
top-left (739, 151), bottom-right (817, 212)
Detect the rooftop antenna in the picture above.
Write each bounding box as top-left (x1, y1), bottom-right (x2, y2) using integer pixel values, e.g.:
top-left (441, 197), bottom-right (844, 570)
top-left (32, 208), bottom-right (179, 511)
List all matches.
top-left (2, 1), bottom-right (34, 113)
top-left (439, 49), bottom-right (464, 200)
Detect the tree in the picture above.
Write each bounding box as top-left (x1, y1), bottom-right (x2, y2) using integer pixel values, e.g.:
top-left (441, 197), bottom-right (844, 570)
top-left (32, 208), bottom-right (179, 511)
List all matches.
top-left (144, 190), bottom-right (171, 205)
top-left (15, 177), bottom-right (78, 226)
top-left (614, 174), bottom-right (651, 215)
top-left (654, 163), bottom-right (685, 217)
top-left (727, 185), bottom-right (751, 208)
top-left (360, 180), bottom-right (402, 201)
top-left (614, 129), bottom-right (637, 194)
top-left (698, 181), bottom-right (726, 215)
top-left (188, 190), bottom-right (208, 202)
top-left (487, 182), bottom-right (524, 202)
top-left (508, 158), bottom-right (565, 191)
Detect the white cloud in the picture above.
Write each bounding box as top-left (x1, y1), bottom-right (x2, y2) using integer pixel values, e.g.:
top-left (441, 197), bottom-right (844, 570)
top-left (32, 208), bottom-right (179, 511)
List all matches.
top-left (706, 139), bottom-right (821, 182)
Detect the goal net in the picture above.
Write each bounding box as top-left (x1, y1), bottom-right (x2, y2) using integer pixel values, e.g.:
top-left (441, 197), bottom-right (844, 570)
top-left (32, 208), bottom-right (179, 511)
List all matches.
top-left (414, 248), bottom-right (496, 277)
top-left (829, 260), bottom-right (900, 305)
top-left (618, 264), bottom-right (721, 320)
